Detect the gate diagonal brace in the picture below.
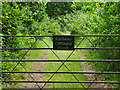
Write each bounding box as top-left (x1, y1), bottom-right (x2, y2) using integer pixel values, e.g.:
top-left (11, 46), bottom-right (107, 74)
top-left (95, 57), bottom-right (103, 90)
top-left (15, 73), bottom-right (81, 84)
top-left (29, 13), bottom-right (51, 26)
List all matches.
top-left (2, 35), bottom-right (120, 90)
top-left (3, 38), bottom-right (41, 89)
top-left (86, 37), bottom-right (120, 89)
top-left (40, 37), bottom-right (87, 90)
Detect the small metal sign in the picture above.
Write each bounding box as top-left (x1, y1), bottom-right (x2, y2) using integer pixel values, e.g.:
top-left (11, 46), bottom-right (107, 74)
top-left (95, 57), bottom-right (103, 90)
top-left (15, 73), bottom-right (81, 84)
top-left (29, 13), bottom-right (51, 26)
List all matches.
top-left (53, 35), bottom-right (74, 50)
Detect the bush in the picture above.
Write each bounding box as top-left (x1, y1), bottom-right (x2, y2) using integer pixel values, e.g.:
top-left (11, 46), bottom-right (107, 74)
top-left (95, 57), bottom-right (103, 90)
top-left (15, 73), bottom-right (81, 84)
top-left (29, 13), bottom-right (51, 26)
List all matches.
top-left (2, 2), bottom-right (61, 88)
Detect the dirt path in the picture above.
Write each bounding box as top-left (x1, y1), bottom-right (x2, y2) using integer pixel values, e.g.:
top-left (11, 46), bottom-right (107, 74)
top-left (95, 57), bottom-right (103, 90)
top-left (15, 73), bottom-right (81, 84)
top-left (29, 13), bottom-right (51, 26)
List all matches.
top-left (22, 51), bottom-right (49, 88)
top-left (79, 51), bottom-right (114, 88)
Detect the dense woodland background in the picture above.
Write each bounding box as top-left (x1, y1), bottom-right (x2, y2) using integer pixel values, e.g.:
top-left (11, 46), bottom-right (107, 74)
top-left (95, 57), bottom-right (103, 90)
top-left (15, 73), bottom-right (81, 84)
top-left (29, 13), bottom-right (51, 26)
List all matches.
top-left (1, 2), bottom-right (120, 88)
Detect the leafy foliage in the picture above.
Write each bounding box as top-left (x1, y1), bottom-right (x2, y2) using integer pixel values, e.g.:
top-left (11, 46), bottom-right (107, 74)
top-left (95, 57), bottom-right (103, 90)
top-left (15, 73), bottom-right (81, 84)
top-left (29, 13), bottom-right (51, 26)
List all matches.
top-left (2, 2), bottom-right (60, 87)
top-left (2, 2), bottom-right (120, 88)
top-left (46, 2), bottom-right (73, 19)
top-left (53, 2), bottom-right (120, 86)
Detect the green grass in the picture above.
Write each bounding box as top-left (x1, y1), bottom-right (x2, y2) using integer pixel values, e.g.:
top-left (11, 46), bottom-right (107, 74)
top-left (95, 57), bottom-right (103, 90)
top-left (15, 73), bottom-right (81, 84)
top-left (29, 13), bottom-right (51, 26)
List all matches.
top-left (78, 37), bottom-right (120, 88)
top-left (0, 86), bottom-right (2, 90)
top-left (5, 37), bottom-right (53, 89)
top-left (22, 33), bottom-right (88, 88)
top-left (24, 37), bottom-right (53, 69)
top-left (0, 47), bottom-right (1, 89)
top-left (26, 36), bottom-right (119, 89)
top-left (78, 37), bottom-right (102, 61)
top-left (25, 37), bottom-right (52, 60)
top-left (43, 36), bottom-right (88, 88)
top-left (41, 32), bottom-right (88, 88)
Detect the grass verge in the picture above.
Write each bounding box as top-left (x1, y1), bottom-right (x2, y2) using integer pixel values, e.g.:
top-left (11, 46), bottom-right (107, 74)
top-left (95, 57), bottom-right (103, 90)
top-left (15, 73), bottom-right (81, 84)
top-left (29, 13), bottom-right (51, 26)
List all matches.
top-left (78, 37), bottom-right (120, 88)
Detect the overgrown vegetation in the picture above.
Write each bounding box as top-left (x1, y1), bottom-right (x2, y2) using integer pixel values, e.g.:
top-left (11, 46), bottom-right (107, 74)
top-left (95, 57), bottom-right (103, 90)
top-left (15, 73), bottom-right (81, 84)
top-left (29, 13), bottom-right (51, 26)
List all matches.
top-left (2, 1), bottom-right (120, 89)
top-left (58, 2), bottom-right (120, 88)
top-left (60, 2), bottom-right (120, 65)
top-left (2, 2), bottom-right (60, 88)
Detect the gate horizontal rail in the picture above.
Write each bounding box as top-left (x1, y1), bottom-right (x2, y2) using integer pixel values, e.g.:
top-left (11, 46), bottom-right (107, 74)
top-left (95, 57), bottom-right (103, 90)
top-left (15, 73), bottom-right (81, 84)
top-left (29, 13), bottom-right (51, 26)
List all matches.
top-left (0, 34), bottom-right (120, 37)
top-left (2, 81), bottom-right (120, 84)
top-left (1, 60), bottom-right (120, 62)
top-left (2, 71), bottom-right (120, 74)
top-left (1, 47), bottom-right (120, 50)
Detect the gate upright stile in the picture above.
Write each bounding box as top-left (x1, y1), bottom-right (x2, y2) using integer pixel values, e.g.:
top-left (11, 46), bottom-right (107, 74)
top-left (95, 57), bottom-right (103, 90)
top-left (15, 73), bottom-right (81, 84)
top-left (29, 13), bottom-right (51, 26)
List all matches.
top-left (1, 34), bottom-right (120, 89)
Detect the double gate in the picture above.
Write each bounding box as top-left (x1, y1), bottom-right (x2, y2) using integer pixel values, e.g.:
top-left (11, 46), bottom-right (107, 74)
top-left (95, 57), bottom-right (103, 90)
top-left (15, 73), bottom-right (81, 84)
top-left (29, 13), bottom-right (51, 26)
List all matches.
top-left (1, 35), bottom-right (120, 89)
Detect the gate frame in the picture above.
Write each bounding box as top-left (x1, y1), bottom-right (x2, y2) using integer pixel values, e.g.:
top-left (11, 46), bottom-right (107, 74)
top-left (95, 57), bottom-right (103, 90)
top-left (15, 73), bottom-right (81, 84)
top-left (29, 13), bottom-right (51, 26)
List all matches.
top-left (1, 34), bottom-right (120, 89)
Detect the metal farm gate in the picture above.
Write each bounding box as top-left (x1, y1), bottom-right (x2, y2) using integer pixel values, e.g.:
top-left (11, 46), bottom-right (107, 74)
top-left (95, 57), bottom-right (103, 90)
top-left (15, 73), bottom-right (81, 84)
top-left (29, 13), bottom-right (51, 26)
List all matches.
top-left (0, 35), bottom-right (120, 90)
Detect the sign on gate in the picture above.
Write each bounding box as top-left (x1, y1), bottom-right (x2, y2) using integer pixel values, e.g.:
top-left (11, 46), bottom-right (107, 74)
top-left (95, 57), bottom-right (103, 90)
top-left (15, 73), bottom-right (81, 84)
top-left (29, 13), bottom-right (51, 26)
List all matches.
top-left (53, 35), bottom-right (74, 50)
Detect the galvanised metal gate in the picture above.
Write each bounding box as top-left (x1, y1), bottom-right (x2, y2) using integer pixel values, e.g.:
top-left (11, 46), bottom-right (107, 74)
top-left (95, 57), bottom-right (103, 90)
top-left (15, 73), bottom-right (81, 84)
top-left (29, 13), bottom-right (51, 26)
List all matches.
top-left (1, 35), bottom-right (120, 90)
